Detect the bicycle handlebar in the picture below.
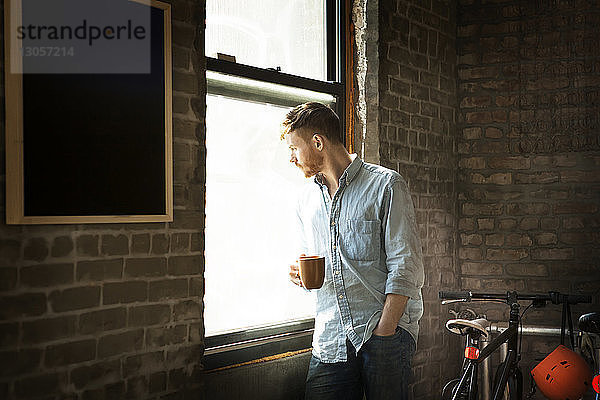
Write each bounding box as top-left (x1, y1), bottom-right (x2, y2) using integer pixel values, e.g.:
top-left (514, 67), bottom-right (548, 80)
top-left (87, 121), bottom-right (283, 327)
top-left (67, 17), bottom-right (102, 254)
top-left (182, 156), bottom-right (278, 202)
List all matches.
top-left (439, 291), bottom-right (591, 305)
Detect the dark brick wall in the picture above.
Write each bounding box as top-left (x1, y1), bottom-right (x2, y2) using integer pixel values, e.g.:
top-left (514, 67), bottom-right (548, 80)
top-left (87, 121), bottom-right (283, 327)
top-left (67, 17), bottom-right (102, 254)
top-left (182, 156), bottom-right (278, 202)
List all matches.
top-left (457, 0), bottom-right (600, 398)
top-left (0, 1), bottom-right (207, 399)
top-left (378, 1), bottom-right (460, 398)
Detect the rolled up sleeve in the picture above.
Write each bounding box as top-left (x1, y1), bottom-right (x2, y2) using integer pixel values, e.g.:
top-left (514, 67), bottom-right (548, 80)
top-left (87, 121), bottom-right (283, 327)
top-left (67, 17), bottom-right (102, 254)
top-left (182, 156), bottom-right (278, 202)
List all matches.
top-left (382, 178), bottom-right (425, 299)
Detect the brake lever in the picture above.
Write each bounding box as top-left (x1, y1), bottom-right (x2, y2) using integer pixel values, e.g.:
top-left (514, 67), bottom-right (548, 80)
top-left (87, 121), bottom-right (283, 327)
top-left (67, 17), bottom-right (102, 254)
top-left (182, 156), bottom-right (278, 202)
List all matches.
top-left (442, 299), bottom-right (468, 305)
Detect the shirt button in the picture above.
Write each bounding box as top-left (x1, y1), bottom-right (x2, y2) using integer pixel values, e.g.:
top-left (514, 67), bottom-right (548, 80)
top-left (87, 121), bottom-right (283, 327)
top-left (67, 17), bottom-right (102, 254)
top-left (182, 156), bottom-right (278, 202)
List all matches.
top-left (335, 270), bottom-right (340, 275)
top-left (333, 245), bottom-right (337, 250)
top-left (331, 221), bottom-right (336, 226)
top-left (339, 295), bottom-right (344, 299)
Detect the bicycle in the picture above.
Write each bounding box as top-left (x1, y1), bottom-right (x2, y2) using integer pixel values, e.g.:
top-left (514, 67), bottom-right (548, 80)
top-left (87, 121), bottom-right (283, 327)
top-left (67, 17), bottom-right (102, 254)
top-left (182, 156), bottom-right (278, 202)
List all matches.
top-left (439, 290), bottom-right (592, 400)
top-left (579, 312), bottom-right (600, 400)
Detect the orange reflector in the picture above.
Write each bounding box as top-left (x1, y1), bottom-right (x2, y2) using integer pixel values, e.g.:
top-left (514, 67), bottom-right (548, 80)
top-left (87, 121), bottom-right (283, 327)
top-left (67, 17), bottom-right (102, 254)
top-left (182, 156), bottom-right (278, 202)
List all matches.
top-left (465, 346), bottom-right (480, 360)
top-left (593, 375), bottom-right (600, 394)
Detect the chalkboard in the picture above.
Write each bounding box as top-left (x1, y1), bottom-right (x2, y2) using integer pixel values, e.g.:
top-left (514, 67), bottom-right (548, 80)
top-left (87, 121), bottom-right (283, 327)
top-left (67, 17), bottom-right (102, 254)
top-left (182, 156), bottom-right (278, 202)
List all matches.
top-left (5, 0), bottom-right (172, 224)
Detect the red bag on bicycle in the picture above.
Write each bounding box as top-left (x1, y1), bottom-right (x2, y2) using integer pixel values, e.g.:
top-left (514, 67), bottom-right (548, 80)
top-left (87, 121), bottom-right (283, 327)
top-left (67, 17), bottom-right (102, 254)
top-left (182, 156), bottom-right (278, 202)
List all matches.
top-left (531, 344), bottom-right (592, 400)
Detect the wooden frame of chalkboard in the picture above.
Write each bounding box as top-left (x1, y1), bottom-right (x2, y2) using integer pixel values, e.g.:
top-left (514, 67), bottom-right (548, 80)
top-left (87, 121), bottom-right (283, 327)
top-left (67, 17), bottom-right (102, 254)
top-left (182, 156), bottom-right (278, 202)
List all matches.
top-left (4, 0), bottom-right (173, 224)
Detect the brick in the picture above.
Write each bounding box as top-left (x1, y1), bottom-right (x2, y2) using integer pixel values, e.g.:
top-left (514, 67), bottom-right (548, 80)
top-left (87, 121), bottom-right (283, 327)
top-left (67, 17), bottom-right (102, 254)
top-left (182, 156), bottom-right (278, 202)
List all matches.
top-left (45, 339), bottom-right (96, 367)
top-left (152, 234), bottom-right (170, 255)
top-left (563, 217), bottom-right (585, 230)
top-left (486, 249), bottom-right (528, 261)
top-left (189, 277), bottom-right (203, 296)
top-left (123, 351), bottom-right (165, 378)
top-left (20, 263), bottom-right (73, 287)
top-left (14, 373), bottom-right (62, 398)
top-left (128, 304), bottom-right (171, 327)
top-left (560, 232), bottom-right (596, 245)
top-left (24, 237), bottom-right (49, 262)
top-left (77, 235), bottom-right (99, 256)
top-left (540, 218), bottom-right (559, 230)
top-left (507, 203), bottom-right (550, 215)
top-left (0, 323), bottom-right (19, 347)
top-left (514, 172), bottom-right (559, 184)
top-left (22, 316), bottom-right (77, 344)
top-left (0, 239), bottom-right (21, 266)
top-left (101, 234), bottom-right (129, 256)
top-left (0, 268), bottom-right (17, 290)
top-left (462, 202), bottom-right (503, 216)
top-left (50, 287), bottom-right (100, 312)
top-left (126, 375), bottom-right (148, 399)
top-left (132, 233), bottom-right (151, 254)
top-left (173, 300), bottom-right (201, 321)
top-left (458, 247), bottom-right (482, 260)
top-left (461, 277), bottom-right (525, 291)
top-left (70, 360), bottom-right (121, 390)
top-left (0, 293), bottom-right (47, 319)
top-left (471, 172), bottom-right (511, 185)
top-left (485, 127), bottom-right (503, 138)
top-left (506, 264), bottom-right (548, 277)
top-left (506, 234), bottom-right (533, 247)
top-left (166, 344), bottom-right (203, 367)
top-left (554, 202), bottom-right (597, 214)
top-left (173, 71), bottom-right (198, 94)
top-left (125, 258), bottom-right (167, 278)
top-left (531, 248), bottom-right (574, 260)
top-left (535, 233), bottom-right (558, 245)
top-left (168, 255), bottom-right (202, 276)
top-left (103, 282), bottom-right (147, 304)
top-left (471, 141), bottom-right (509, 154)
top-left (561, 170), bottom-right (600, 183)
top-left (149, 279), bottom-right (188, 301)
top-left (150, 372), bottom-right (167, 393)
top-left (79, 307), bottom-right (127, 334)
top-left (460, 233), bottom-right (482, 245)
top-left (460, 96), bottom-right (491, 108)
top-left (49, 236), bottom-right (73, 258)
top-left (146, 325), bottom-right (187, 348)
top-left (460, 262), bottom-right (502, 275)
top-left (0, 349), bottom-right (42, 376)
top-left (98, 329), bottom-right (144, 358)
top-left (465, 111), bottom-right (492, 124)
top-left (171, 233), bottom-right (190, 253)
top-left (488, 156), bottom-right (530, 170)
top-left (77, 259), bottom-right (123, 281)
top-left (477, 218), bottom-right (495, 230)
top-left (519, 217), bottom-right (539, 230)
top-left (485, 233), bottom-right (504, 246)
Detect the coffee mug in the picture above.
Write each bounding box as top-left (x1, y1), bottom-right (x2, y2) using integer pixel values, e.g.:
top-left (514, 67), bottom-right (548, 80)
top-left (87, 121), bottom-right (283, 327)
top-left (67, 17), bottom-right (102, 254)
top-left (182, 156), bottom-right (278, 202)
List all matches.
top-left (298, 255), bottom-right (325, 289)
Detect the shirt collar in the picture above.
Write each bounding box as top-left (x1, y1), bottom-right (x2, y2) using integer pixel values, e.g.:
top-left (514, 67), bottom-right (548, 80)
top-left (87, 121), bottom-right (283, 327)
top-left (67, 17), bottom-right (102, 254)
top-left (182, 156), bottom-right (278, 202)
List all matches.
top-left (313, 154), bottom-right (361, 188)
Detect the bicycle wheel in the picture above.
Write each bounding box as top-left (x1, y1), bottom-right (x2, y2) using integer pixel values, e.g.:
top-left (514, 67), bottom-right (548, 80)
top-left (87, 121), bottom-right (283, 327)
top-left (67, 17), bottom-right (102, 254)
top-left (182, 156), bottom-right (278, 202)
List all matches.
top-left (442, 379), bottom-right (469, 400)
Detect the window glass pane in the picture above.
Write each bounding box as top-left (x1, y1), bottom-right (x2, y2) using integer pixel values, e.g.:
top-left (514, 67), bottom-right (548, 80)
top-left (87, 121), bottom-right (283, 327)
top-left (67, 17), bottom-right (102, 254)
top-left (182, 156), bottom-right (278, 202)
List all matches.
top-left (205, 95), bottom-right (317, 335)
top-left (206, 0), bottom-right (326, 81)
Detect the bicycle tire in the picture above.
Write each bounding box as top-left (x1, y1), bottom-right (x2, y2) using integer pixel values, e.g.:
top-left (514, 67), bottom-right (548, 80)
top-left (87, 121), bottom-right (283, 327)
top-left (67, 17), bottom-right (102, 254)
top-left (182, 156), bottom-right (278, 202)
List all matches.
top-left (442, 378), bottom-right (469, 400)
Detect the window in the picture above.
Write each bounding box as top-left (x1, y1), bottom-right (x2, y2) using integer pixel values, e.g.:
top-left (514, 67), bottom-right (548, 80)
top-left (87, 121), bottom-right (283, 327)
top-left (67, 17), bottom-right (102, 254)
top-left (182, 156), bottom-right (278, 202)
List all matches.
top-left (204, 0), bottom-right (349, 369)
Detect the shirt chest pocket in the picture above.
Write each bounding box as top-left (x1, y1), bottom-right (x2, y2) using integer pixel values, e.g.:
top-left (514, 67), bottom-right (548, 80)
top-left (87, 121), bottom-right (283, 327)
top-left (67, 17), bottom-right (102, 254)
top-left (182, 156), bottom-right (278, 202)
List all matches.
top-left (339, 219), bottom-right (381, 261)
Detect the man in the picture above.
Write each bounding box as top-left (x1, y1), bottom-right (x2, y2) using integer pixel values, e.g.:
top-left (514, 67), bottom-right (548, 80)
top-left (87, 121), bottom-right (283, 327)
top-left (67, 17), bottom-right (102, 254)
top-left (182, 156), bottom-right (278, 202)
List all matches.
top-left (282, 102), bottom-right (424, 400)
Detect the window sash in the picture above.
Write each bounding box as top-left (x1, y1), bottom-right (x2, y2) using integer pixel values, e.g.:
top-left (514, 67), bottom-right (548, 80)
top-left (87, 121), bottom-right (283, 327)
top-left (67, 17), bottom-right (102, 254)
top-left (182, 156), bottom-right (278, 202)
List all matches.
top-left (203, 0), bottom-right (349, 365)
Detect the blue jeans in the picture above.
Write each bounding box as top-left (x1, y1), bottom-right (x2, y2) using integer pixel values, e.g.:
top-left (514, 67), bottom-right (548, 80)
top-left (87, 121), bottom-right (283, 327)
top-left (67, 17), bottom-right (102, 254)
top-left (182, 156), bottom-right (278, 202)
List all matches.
top-left (305, 328), bottom-right (416, 400)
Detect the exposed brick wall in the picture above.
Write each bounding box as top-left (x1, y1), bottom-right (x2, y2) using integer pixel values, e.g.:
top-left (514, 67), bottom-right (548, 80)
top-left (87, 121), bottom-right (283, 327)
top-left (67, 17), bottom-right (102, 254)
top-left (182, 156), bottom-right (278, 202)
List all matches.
top-left (457, 0), bottom-right (600, 398)
top-left (378, 1), bottom-right (460, 398)
top-left (0, 1), bottom-right (206, 399)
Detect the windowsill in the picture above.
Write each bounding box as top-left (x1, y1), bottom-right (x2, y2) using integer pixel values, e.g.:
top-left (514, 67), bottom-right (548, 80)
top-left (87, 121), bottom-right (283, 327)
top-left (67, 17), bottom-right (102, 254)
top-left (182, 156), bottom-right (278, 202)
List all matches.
top-left (203, 318), bottom-right (314, 371)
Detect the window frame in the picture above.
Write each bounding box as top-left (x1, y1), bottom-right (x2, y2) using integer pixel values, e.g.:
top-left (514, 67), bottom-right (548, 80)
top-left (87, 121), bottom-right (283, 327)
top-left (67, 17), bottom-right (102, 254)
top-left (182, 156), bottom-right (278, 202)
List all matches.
top-left (203, 0), bottom-right (353, 369)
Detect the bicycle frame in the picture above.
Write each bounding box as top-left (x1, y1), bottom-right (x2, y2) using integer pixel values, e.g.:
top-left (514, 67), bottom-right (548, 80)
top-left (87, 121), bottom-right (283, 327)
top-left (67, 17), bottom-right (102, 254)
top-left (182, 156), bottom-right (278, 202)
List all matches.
top-left (451, 299), bottom-right (521, 400)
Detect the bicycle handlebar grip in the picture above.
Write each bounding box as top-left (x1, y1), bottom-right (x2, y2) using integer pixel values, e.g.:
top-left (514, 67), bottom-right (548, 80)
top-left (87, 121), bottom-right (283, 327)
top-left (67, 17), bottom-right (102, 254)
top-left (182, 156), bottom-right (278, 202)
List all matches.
top-left (439, 291), bottom-right (470, 300)
top-left (567, 294), bottom-right (592, 304)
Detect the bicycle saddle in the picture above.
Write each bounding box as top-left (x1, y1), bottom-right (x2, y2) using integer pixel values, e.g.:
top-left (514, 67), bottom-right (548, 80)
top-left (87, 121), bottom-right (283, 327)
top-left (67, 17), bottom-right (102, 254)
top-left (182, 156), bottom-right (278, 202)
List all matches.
top-left (578, 312), bottom-right (600, 334)
top-left (445, 318), bottom-right (489, 338)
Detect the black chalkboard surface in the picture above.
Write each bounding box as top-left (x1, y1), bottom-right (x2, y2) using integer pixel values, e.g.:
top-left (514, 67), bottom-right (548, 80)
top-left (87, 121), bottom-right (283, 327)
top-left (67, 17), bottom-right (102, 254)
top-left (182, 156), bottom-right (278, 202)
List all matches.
top-left (5, 0), bottom-right (172, 224)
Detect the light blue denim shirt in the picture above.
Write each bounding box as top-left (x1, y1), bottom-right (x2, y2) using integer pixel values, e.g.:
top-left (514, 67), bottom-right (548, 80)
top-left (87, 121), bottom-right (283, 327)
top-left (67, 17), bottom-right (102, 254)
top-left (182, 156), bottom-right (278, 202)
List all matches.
top-left (295, 155), bottom-right (424, 363)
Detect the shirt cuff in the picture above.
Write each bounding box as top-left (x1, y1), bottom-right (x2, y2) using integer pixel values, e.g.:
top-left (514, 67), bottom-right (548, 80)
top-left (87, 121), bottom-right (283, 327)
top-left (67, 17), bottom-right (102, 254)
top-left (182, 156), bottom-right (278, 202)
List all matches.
top-left (385, 279), bottom-right (420, 299)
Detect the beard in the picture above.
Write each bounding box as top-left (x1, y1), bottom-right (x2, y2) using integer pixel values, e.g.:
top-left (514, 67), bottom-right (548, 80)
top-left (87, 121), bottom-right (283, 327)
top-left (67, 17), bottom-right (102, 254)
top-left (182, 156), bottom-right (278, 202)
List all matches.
top-left (297, 150), bottom-right (324, 178)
